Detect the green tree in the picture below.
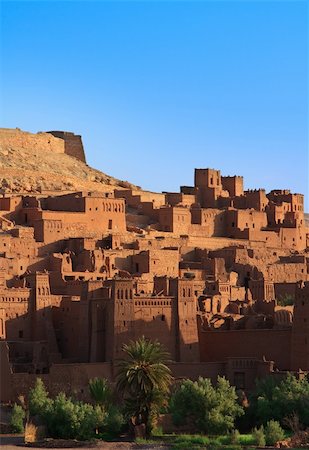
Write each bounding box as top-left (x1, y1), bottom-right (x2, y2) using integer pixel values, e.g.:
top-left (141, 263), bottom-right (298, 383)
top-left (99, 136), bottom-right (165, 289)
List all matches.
top-left (10, 404), bottom-right (25, 433)
top-left (43, 392), bottom-right (105, 440)
top-left (170, 376), bottom-right (244, 434)
top-left (28, 378), bottom-right (51, 417)
top-left (28, 380), bottom-right (106, 440)
top-left (251, 374), bottom-right (309, 427)
top-left (116, 336), bottom-right (172, 435)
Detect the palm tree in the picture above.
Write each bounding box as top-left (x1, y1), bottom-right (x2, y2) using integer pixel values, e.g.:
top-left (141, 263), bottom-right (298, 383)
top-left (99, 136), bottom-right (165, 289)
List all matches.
top-left (116, 336), bottom-right (172, 435)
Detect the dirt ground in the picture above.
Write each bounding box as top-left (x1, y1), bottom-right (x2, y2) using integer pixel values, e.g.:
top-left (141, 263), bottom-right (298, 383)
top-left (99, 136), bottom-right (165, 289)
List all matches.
top-left (0, 435), bottom-right (170, 450)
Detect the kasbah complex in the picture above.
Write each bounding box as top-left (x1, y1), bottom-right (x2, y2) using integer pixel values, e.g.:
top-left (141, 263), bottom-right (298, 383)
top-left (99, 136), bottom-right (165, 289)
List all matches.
top-left (0, 128), bottom-right (308, 403)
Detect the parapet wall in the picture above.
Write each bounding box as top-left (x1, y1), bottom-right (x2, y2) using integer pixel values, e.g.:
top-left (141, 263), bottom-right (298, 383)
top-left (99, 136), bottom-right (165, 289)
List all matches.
top-left (0, 128), bottom-right (86, 163)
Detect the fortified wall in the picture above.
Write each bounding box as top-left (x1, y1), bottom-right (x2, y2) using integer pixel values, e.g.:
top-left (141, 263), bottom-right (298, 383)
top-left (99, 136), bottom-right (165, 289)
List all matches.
top-left (0, 128), bottom-right (86, 163)
top-left (47, 131), bottom-right (86, 163)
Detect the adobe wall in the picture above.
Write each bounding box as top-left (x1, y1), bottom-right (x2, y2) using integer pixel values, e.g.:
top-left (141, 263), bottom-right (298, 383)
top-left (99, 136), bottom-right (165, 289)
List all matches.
top-left (169, 361), bottom-right (225, 382)
top-left (47, 131), bottom-right (86, 163)
top-left (3, 361), bottom-right (113, 403)
top-left (221, 176), bottom-right (244, 197)
top-left (199, 328), bottom-right (292, 370)
top-left (0, 128), bottom-right (65, 154)
top-left (291, 282), bottom-right (309, 371)
top-left (0, 344), bottom-right (224, 403)
top-left (0, 289), bottom-right (31, 340)
top-left (132, 249), bottom-right (179, 277)
top-left (22, 200), bottom-right (126, 243)
top-left (132, 298), bottom-right (178, 360)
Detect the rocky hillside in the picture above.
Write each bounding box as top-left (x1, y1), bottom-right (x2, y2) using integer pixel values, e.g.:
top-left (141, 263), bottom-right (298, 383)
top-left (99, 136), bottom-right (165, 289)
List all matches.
top-left (0, 128), bottom-right (138, 194)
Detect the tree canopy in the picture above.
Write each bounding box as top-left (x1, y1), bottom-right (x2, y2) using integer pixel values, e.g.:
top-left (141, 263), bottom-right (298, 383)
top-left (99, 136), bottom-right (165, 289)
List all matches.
top-left (170, 376), bottom-right (244, 434)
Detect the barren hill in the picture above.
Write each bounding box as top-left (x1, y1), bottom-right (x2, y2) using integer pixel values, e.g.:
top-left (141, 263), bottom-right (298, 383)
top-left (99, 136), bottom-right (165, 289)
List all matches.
top-left (0, 128), bottom-right (138, 194)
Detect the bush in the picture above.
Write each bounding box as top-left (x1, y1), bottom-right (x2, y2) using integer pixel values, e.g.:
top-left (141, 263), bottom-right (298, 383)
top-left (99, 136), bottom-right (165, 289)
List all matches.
top-left (89, 377), bottom-right (112, 408)
top-left (44, 392), bottom-right (106, 440)
top-left (28, 381), bottom-right (106, 440)
top-left (265, 420), bottom-right (285, 445)
top-left (251, 374), bottom-right (309, 428)
top-left (103, 405), bottom-right (124, 436)
top-left (28, 378), bottom-right (51, 417)
top-left (10, 403), bottom-right (25, 433)
top-left (252, 425), bottom-right (266, 447)
top-left (170, 376), bottom-right (244, 434)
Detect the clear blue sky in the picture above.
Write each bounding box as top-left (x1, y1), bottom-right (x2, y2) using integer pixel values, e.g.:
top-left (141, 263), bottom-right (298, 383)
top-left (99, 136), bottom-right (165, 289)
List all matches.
top-left (0, 1), bottom-right (308, 209)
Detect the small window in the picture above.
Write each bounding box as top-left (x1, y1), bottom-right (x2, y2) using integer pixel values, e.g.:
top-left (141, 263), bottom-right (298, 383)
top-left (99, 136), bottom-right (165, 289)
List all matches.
top-left (18, 330), bottom-right (23, 338)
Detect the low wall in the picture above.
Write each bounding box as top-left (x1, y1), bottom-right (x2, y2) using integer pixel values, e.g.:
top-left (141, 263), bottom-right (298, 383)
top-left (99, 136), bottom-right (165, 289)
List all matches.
top-left (199, 328), bottom-right (292, 370)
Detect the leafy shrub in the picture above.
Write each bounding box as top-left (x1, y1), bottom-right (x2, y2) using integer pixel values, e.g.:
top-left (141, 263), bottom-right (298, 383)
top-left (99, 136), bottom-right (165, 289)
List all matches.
top-left (251, 374), bottom-right (309, 428)
top-left (89, 377), bottom-right (112, 408)
top-left (10, 403), bottom-right (25, 433)
top-left (28, 381), bottom-right (106, 440)
top-left (103, 405), bottom-right (124, 436)
top-left (44, 393), bottom-right (105, 440)
top-left (252, 425), bottom-right (266, 447)
top-left (265, 420), bottom-right (285, 445)
top-left (170, 376), bottom-right (244, 434)
top-left (28, 378), bottom-right (51, 417)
